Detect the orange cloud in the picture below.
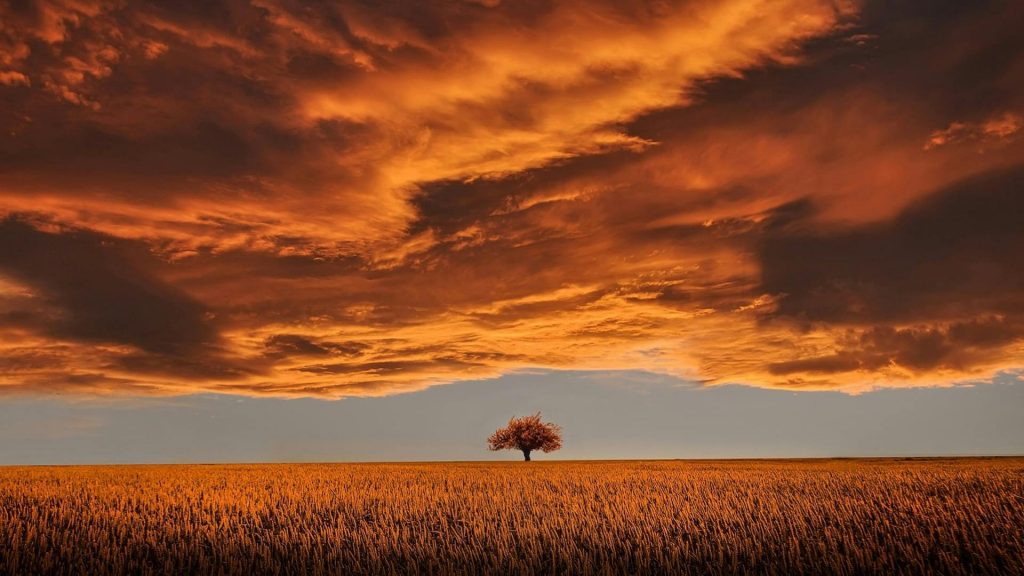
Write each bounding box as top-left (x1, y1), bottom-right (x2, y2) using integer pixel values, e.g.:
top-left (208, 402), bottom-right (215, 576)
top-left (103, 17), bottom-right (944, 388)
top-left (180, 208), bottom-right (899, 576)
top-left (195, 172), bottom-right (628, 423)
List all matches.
top-left (1, 0), bottom-right (1023, 398)
top-left (0, 0), bottom-right (853, 257)
top-left (925, 112), bottom-right (1023, 150)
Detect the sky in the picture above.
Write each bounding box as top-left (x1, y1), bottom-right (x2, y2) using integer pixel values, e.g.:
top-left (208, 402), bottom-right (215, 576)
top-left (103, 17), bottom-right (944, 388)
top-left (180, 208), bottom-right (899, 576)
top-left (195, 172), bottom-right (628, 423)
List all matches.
top-left (2, 369), bottom-right (1023, 464)
top-left (0, 0), bottom-right (1022, 462)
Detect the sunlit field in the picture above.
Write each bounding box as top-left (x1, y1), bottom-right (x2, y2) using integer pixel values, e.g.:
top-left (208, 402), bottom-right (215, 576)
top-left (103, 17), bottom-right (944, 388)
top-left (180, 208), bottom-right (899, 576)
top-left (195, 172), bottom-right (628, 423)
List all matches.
top-left (1, 459), bottom-right (1021, 575)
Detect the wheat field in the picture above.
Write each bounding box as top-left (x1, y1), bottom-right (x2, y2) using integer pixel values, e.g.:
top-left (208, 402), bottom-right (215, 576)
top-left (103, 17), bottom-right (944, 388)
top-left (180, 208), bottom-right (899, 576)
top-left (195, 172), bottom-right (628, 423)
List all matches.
top-left (0, 459), bottom-right (1021, 575)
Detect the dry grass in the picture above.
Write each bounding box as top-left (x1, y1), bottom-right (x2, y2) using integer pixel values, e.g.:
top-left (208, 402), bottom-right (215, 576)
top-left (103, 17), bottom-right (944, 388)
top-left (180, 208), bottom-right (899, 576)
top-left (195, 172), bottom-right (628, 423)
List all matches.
top-left (0, 458), bottom-right (1021, 575)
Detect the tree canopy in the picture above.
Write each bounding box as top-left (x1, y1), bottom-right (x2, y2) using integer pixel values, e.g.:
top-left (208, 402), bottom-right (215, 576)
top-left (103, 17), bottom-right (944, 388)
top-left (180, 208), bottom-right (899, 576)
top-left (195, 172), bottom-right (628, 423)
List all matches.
top-left (487, 413), bottom-right (562, 461)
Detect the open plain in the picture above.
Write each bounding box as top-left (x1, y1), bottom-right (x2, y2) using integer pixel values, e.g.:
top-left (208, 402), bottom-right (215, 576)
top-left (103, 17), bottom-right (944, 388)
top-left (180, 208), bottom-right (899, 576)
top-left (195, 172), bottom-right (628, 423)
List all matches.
top-left (0, 458), bottom-right (1021, 575)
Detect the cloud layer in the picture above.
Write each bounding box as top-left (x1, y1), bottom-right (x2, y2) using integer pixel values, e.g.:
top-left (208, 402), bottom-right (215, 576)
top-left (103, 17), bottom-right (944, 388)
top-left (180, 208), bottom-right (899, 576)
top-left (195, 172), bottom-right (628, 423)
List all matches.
top-left (1, 0), bottom-right (1022, 397)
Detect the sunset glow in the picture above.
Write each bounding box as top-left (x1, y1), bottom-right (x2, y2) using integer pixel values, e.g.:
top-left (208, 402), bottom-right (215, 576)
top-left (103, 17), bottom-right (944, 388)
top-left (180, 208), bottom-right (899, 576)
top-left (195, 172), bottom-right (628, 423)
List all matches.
top-left (1, 0), bottom-right (1022, 398)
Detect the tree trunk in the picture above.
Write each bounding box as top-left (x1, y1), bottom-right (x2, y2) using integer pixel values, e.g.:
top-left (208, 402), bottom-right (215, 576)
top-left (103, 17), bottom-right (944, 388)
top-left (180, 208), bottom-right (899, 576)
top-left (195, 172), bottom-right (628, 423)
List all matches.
top-left (522, 450), bottom-right (531, 461)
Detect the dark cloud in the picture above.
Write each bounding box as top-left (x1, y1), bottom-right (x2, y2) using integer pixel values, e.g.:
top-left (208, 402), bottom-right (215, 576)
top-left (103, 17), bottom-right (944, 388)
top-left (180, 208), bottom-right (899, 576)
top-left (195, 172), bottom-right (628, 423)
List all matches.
top-left (0, 217), bottom-right (218, 355)
top-left (759, 166), bottom-right (1024, 380)
top-left (768, 318), bottom-right (1024, 376)
top-left (760, 166), bottom-right (1024, 324)
top-left (263, 334), bottom-right (367, 359)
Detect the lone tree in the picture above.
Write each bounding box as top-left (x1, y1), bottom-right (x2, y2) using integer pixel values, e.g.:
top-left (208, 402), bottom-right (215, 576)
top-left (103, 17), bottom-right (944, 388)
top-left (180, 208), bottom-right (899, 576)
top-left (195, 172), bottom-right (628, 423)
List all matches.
top-left (487, 413), bottom-right (562, 461)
